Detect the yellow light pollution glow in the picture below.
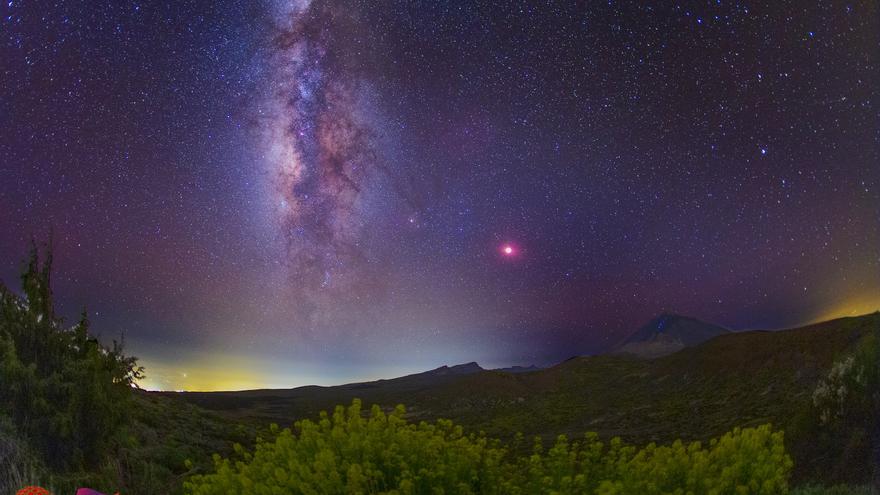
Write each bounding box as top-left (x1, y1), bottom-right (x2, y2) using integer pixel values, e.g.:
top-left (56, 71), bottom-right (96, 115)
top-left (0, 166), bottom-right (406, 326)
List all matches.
top-left (135, 350), bottom-right (424, 392)
top-left (812, 293), bottom-right (880, 324)
top-left (137, 353), bottom-right (272, 392)
top-left (805, 263), bottom-right (880, 324)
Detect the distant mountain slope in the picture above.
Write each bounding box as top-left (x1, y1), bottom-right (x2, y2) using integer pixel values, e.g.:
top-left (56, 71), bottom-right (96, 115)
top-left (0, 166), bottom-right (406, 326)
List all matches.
top-left (612, 313), bottom-right (731, 358)
top-left (172, 361), bottom-right (485, 415)
top-left (495, 365), bottom-right (542, 374)
top-left (423, 361), bottom-right (484, 376)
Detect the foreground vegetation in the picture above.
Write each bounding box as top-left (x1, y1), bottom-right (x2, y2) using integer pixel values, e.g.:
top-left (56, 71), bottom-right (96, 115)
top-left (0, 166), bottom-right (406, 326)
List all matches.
top-left (791, 486), bottom-right (878, 495)
top-left (186, 400), bottom-right (792, 494)
top-left (0, 245), bottom-right (254, 494)
top-left (0, 244), bottom-right (877, 494)
top-left (0, 243), bottom-right (142, 492)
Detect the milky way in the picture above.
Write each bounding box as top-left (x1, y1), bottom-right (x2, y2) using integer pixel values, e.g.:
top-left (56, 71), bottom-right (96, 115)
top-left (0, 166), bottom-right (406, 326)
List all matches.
top-left (260, 1), bottom-right (394, 324)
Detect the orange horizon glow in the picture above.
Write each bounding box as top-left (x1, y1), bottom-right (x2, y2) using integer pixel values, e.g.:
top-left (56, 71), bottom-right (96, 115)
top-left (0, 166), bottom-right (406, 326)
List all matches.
top-left (808, 294), bottom-right (880, 326)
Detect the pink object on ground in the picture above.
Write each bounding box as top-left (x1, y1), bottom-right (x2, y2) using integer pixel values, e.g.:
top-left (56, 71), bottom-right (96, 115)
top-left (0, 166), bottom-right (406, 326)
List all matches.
top-left (75, 489), bottom-right (108, 495)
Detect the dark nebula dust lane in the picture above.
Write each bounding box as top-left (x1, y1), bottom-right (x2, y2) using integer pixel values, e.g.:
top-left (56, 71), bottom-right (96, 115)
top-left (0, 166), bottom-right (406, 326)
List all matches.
top-left (0, 0), bottom-right (877, 390)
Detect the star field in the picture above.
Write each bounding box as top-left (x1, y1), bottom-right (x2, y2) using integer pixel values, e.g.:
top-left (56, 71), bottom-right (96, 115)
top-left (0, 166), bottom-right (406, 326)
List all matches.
top-left (1, 0), bottom-right (878, 390)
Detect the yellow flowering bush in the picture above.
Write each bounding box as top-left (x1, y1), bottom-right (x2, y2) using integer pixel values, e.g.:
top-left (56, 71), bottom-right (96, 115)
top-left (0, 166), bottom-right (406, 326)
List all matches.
top-left (185, 400), bottom-right (792, 495)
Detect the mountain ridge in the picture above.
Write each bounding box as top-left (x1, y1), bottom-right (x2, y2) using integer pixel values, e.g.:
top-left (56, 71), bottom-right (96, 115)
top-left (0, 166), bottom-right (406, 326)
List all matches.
top-left (611, 312), bottom-right (731, 358)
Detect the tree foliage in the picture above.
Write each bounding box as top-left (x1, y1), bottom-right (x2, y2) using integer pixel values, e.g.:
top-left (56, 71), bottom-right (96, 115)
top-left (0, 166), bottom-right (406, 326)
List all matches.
top-left (0, 242), bottom-right (144, 471)
top-left (812, 327), bottom-right (878, 425)
top-left (185, 400), bottom-right (793, 495)
top-left (812, 321), bottom-right (880, 489)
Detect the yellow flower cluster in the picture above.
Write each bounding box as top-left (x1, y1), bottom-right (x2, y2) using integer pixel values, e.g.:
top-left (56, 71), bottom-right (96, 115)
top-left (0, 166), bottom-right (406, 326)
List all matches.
top-left (185, 400), bottom-right (792, 495)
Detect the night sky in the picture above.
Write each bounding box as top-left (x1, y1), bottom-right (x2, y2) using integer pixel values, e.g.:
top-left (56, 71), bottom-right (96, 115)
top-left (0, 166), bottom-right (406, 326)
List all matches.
top-left (1, 1), bottom-right (878, 391)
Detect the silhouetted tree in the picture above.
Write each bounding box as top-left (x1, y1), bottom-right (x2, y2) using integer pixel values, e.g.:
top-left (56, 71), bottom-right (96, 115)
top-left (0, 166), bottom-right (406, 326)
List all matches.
top-left (0, 241), bottom-right (144, 471)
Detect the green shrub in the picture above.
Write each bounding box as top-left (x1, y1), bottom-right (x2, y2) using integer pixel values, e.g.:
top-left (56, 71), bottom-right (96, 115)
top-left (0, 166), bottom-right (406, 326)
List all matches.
top-left (791, 485), bottom-right (878, 495)
top-left (811, 326), bottom-right (879, 487)
top-left (186, 400), bottom-right (793, 495)
top-left (0, 243), bottom-right (143, 472)
top-left (506, 424), bottom-right (792, 494)
top-left (186, 400), bottom-right (508, 495)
